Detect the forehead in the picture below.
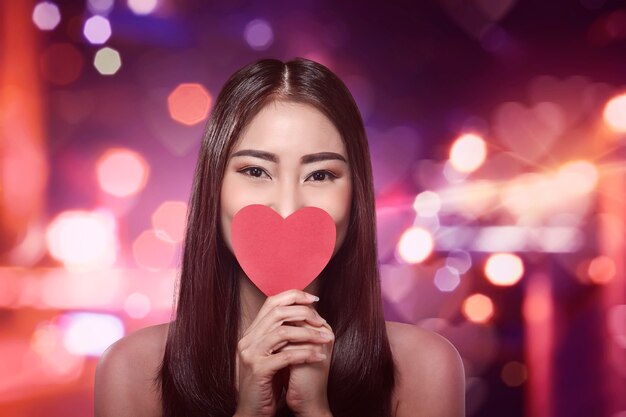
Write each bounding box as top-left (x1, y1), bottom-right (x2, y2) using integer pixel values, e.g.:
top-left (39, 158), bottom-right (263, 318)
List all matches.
top-left (234, 101), bottom-right (347, 155)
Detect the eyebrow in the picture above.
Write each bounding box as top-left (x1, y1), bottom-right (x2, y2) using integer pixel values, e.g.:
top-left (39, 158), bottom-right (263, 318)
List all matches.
top-left (229, 149), bottom-right (348, 164)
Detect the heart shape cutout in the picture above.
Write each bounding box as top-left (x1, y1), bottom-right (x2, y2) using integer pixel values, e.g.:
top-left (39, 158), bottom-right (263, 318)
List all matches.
top-left (231, 204), bottom-right (336, 296)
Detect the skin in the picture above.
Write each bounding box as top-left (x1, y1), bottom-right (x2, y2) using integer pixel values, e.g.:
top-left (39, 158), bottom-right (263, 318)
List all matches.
top-left (94, 101), bottom-right (466, 417)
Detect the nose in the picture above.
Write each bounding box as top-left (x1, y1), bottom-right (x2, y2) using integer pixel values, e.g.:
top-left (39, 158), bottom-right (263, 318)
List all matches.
top-left (270, 180), bottom-right (303, 219)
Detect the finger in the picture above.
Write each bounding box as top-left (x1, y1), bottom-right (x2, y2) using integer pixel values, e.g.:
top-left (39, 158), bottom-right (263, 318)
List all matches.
top-left (263, 325), bottom-right (334, 354)
top-left (262, 348), bottom-right (327, 373)
top-left (249, 289), bottom-right (319, 330)
top-left (252, 304), bottom-right (326, 338)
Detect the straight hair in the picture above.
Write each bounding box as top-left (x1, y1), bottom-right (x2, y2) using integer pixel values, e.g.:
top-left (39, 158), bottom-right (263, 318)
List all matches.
top-left (156, 57), bottom-right (398, 417)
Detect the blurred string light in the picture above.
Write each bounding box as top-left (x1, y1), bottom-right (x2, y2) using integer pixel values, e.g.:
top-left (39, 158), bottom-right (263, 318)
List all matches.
top-left (462, 293), bottom-right (495, 323)
top-left (59, 312), bottom-right (124, 356)
top-left (396, 226), bottom-right (434, 263)
top-left (603, 92), bottom-right (626, 132)
top-left (449, 133), bottom-right (487, 173)
top-left (83, 15), bottom-right (112, 44)
top-left (45, 210), bottom-right (118, 270)
top-left (152, 201), bottom-right (187, 243)
top-left (124, 292), bottom-right (151, 319)
top-left (167, 83), bottom-right (212, 125)
top-left (133, 230), bottom-right (176, 270)
top-left (128, 0), bottom-right (159, 15)
top-left (413, 190), bottom-right (441, 217)
top-left (244, 19), bottom-right (274, 51)
top-left (32, 1), bottom-right (61, 30)
top-left (96, 148), bottom-right (149, 197)
top-left (88, 0), bottom-right (115, 15)
top-left (94, 47), bottom-right (122, 75)
top-left (484, 253), bottom-right (524, 286)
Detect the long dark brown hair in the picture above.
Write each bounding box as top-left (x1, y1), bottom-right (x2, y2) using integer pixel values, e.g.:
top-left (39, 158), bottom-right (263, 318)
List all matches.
top-left (155, 57), bottom-right (398, 417)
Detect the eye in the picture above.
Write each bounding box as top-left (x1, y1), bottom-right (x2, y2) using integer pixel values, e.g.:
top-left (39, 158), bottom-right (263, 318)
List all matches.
top-left (238, 166), bottom-right (270, 180)
top-left (307, 170), bottom-right (338, 182)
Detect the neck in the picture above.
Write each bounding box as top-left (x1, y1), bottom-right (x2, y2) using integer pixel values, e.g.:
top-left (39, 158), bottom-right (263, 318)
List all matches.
top-left (237, 268), bottom-right (322, 339)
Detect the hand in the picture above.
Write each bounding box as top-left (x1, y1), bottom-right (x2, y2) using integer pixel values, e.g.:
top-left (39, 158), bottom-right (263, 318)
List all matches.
top-left (274, 319), bottom-right (334, 417)
top-left (235, 289), bottom-right (330, 417)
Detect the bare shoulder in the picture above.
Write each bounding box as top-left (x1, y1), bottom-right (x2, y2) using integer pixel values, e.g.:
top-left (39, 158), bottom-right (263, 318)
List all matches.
top-left (385, 321), bottom-right (465, 417)
top-left (94, 322), bottom-right (170, 417)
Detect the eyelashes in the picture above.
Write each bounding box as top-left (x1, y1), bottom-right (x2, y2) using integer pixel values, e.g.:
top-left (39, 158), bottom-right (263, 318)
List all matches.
top-left (237, 166), bottom-right (338, 183)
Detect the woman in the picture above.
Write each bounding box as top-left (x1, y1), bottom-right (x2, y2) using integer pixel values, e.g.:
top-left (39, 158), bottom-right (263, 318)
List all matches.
top-left (94, 57), bottom-right (465, 417)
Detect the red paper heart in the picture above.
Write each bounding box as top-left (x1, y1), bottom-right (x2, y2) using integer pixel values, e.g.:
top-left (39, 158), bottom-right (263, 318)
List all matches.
top-left (231, 204), bottom-right (336, 296)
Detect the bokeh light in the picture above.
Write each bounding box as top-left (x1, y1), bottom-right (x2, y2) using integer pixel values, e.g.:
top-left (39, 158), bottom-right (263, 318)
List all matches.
top-left (244, 19), bottom-right (274, 50)
top-left (413, 191), bottom-right (442, 217)
top-left (587, 255), bottom-right (616, 284)
top-left (83, 15), bottom-right (112, 44)
top-left (88, 0), bottom-right (115, 15)
top-left (167, 83), bottom-right (212, 126)
top-left (484, 253), bottom-right (524, 286)
top-left (40, 43), bottom-right (84, 85)
top-left (555, 160), bottom-right (598, 196)
top-left (96, 148), bottom-right (150, 197)
top-left (463, 293), bottom-right (495, 323)
top-left (397, 226), bottom-right (434, 263)
top-left (433, 266), bottom-right (461, 292)
top-left (152, 201), bottom-right (187, 243)
top-left (133, 230), bottom-right (176, 270)
top-left (128, 0), bottom-right (159, 15)
top-left (603, 93), bottom-right (626, 132)
top-left (124, 292), bottom-right (152, 319)
top-left (60, 312), bottom-right (124, 356)
top-left (449, 133), bottom-right (487, 173)
top-left (32, 2), bottom-right (61, 31)
top-left (94, 47), bottom-right (122, 75)
top-left (607, 304), bottom-right (626, 348)
top-left (45, 210), bottom-right (118, 270)
top-left (501, 361), bottom-right (527, 387)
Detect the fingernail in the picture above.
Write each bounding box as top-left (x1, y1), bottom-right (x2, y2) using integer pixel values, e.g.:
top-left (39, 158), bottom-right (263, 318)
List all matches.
top-left (307, 293), bottom-right (319, 302)
top-left (316, 352), bottom-right (327, 360)
top-left (319, 331), bottom-right (333, 340)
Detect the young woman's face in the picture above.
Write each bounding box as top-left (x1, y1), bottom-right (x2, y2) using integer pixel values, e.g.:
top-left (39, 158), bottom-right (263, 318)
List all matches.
top-left (220, 101), bottom-right (352, 259)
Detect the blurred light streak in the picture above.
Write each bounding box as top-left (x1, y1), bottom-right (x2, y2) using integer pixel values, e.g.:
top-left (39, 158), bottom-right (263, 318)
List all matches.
top-left (45, 210), bottom-right (118, 270)
top-left (433, 266), bottom-right (460, 292)
top-left (462, 293), bottom-right (494, 323)
top-left (152, 201), bottom-right (187, 243)
top-left (83, 15), bottom-right (112, 44)
top-left (32, 1), bottom-right (61, 30)
top-left (0, 267), bottom-right (176, 311)
top-left (435, 225), bottom-right (584, 253)
top-left (1, 0), bottom-right (48, 257)
top-left (96, 148), bottom-right (149, 197)
top-left (244, 18), bottom-right (274, 51)
top-left (449, 133), bottom-right (487, 173)
top-left (484, 253), bottom-right (524, 286)
top-left (396, 226), bottom-right (434, 263)
top-left (167, 83), bottom-right (212, 125)
top-left (94, 46), bottom-right (122, 75)
top-left (133, 230), bottom-right (176, 270)
top-left (523, 272), bottom-right (554, 417)
top-left (40, 42), bottom-right (84, 85)
top-left (60, 312), bottom-right (124, 356)
top-left (413, 190), bottom-right (441, 217)
top-left (128, 0), bottom-right (159, 15)
top-left (603, 93), bottom-right (626, 132)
